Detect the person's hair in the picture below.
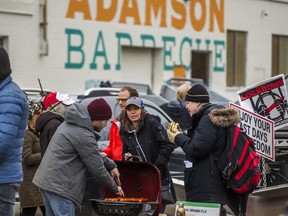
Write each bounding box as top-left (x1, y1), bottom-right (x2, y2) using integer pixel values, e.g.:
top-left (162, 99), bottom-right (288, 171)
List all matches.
top-left (120, 86), bottom-right (139, 97)
top-left (176, 83), bottom-right (191, 100)
top-left (121, 107), bottom-right (145, 132)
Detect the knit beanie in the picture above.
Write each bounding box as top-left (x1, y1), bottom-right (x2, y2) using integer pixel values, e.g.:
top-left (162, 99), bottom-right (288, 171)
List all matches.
top-left (28, 98), bottom-right (43, 120)
top-left (0, 47), bottom-right (12, 81)
top-left (87, 98), bottom-right (112, 121)
top-left (185, 84), bottom-right (210, 103)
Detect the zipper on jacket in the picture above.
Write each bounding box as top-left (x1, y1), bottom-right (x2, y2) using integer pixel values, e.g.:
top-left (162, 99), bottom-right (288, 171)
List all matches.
top-left (130, 130), bottom-right (147, 162)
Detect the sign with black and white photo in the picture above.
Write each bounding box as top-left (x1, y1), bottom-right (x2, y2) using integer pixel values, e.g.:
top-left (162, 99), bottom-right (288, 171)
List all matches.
top-left (237, 74), bottom-right (288, 130)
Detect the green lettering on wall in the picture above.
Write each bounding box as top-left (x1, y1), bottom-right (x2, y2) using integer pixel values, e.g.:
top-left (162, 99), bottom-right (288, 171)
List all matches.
top-left (140, 35), bottom-right (156, 47)
top-left (205, 39), bottom-right (211, 50)
top-left (195, 39), bottom-right (201, 50)
top-left (90, 31), bottom-right (110, 70)
top-left (162, 36), bottom-right (175, 71)
top-left (115, 33), bottom-right (133, 70)
top-left (65, 28), bottom-right (85, 69)
top-left (213, 40), bottom-right (225, 72)
top-left (179, 37), bottom-right (192, 71)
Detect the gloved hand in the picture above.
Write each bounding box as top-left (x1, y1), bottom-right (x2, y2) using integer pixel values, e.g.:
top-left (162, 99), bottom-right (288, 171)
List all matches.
top-left (167, 122), bottom-right (182, 144)
top-left (167, 129), bottom-right (182, 144)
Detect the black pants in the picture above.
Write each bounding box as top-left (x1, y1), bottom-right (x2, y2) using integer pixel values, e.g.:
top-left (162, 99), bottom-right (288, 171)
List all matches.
top-left (226, 189), bottom-right (249, 216)
top-left (21, 206), bottom-right (45, 216)
top-left (220, 205), bottom-right (227, 216)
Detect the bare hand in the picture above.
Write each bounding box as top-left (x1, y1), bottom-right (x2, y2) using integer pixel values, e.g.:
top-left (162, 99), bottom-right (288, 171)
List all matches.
top-left (116, 186), bottom-right (125, 197)
top-left (110, 168), bottom-right (121, 186)
top-left (124, 152), bottom-right (132, 161)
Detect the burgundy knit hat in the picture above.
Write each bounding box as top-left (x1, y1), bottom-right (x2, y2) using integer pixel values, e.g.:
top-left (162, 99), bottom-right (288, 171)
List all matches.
top-left (87, 98), bottom-right (112, 121)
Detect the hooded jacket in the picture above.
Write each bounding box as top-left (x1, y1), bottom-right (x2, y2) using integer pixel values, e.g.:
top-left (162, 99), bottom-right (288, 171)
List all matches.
top-left (160, 99), bottom-right (192, 130)
top-left (0, 75), bottom-right (29, 184)
top-left (174, 105), bottom-right (239, 204)
top-left (33, 103), bottom-right (118, 205)
top-left (35, 111), bottom-right (64, 157)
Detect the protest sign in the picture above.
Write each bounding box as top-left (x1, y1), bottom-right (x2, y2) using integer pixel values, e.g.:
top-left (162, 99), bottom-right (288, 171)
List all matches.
top-left (237, 74), bottom-right (288, 130)
top-left (230, 103), bottom-right (275, 161)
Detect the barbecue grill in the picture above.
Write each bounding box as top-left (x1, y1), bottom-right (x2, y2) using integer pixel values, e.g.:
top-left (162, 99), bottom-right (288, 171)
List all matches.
top-left (91, 160), bottom-right (161, 216)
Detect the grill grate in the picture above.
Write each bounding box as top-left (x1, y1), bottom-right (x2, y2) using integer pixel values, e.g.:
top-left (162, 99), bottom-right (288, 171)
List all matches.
top-left (91, 200), bottom-right (158, 216)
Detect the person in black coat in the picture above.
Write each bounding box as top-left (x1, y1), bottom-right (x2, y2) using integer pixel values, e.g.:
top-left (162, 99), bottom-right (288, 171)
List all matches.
top-left (166, 84), bottom-right (240, 216)
top-left (160, 83), bottom-right (192, 130)
top-left (35, 92), bottom-right (74, 157)
top-left (120, 97), bottom-right (176, 212)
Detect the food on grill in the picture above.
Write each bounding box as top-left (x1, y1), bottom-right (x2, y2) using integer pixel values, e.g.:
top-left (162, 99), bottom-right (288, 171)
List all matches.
top-left (168, 122), bottom-right (179, 133)
top-left (104, 197), bottom-right (149, 202)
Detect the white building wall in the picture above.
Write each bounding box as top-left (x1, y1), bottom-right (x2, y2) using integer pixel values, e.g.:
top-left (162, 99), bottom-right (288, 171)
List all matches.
top-left (0, 0), bottom-right (288, 101)
top-left (222, 0), bottom-right (288, 101)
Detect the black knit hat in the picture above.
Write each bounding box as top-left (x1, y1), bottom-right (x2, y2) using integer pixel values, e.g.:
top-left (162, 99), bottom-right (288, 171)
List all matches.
top-left (0, 47), bottom-right (12, 81)
top-left (185, 84), bottom-right (210, 103)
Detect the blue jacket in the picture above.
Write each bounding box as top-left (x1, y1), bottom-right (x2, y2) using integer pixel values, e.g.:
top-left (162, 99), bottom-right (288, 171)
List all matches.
top-left (0, 76), bottom-right (29, 184)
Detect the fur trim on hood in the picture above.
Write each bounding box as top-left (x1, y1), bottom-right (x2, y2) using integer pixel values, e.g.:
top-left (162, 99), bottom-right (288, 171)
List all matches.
top-left (209, 107), bottom-right (241, 128)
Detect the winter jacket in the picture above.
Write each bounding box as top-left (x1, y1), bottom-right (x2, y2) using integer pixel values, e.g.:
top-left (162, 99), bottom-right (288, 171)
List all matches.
top-left (120, 114), bottom-right (175, 180)
top-left (0, 76), bottom-right (29, 184)
top-left (160, 99), bottom-right (192, 130)
top-left (174, 104), bottom-right (238, 204)
top-left (19, 128), bottom-right (44, 208)
top-left (33, 103), bottom-right (118, 205)
top-left (102, 118), bottom-right (123, 160)
top-left (35, 111), bottom-right (64, 157)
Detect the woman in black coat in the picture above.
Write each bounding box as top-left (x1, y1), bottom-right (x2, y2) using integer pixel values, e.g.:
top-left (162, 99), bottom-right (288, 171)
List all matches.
top-left (120, 97), bottom-right (176, 211)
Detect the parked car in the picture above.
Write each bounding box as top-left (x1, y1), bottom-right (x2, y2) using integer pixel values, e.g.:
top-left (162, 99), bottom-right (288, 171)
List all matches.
top-left (160, 77), bottom-right (230, 107)
top-left (21, 87), bottom-right (52, 100)
top-left (111, 81), bottom-right (155, 95)
top-left (78, 86), bottom-right (168, 106)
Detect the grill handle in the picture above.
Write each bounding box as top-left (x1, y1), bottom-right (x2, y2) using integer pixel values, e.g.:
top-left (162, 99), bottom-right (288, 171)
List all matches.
top-left (126, 155), bottom-right (143, 162)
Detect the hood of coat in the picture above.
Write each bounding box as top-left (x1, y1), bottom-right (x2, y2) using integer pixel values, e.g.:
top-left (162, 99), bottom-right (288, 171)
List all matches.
top-left (166, 99), bottom-right (186, 117)
top-left (137, 113), bottom-right (161, 130)
top-left (64, 102), bottom-right (94, 131)
top-left (35, 111), bottom-right (64, 133)
top-left (208, 107), bottom-right (241, 128)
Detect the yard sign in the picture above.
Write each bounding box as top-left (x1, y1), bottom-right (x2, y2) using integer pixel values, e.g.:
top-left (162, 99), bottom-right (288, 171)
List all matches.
top-left (237, 74), bottom-right (288, 130)
top-left (230, 103), bottom-right (275, 161)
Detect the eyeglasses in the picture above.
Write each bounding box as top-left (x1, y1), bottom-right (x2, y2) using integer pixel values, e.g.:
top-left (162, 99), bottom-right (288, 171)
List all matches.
top-left (116, 98), bottom-right (129, 103)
